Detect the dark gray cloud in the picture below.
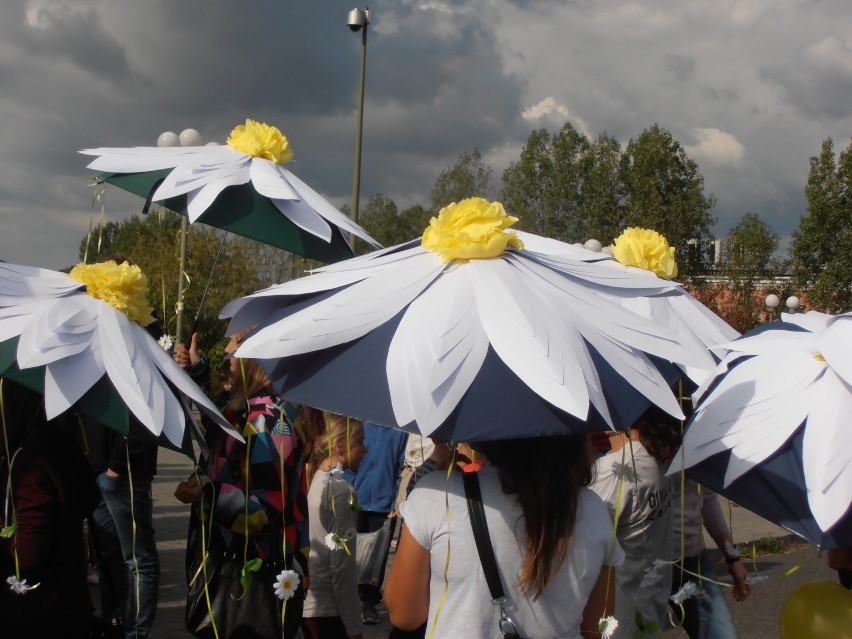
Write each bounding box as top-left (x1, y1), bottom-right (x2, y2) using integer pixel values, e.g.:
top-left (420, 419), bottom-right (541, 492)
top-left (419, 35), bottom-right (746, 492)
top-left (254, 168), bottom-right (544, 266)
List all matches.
top-left (663, 53), bottom-right (695, 83)
top-left (760, 35), bottom-right (852, 120)
top-left (1, 0), bottom-right (851, 271)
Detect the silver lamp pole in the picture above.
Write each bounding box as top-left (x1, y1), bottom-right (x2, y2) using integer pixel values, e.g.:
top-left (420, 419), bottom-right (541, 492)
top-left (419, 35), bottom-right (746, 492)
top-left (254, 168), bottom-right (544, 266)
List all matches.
top-left (157, 128), bottom-right (203, 344)
top-left (347, 7), bottom-right (370, 239)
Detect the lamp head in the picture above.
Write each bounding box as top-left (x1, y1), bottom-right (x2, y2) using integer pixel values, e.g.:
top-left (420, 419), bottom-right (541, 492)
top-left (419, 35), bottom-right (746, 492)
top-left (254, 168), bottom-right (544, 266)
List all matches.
top-left (764, 293), bottom-right (780, 310)
top-left (347, 8), bottom-right (369, 31)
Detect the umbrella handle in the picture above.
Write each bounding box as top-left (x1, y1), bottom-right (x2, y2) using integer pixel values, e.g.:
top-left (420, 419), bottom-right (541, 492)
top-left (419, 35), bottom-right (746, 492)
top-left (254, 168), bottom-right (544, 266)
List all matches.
top-left (142, 177), bottom-right (165, 215)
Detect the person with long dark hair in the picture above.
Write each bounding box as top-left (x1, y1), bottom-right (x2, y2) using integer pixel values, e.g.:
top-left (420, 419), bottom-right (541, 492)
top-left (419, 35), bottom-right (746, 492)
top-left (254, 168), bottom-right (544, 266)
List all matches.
top-left (385, 434), bottom-right (622, 638)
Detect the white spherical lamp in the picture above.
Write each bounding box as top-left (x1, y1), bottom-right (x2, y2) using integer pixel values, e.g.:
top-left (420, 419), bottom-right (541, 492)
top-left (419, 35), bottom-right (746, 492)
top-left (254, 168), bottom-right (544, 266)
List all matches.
top-left (179, 128), bottom-right (203, 146)
top-left (157, 131), bottom-right (180, 147)
top-left (786, 296), bottom-right (801, 313)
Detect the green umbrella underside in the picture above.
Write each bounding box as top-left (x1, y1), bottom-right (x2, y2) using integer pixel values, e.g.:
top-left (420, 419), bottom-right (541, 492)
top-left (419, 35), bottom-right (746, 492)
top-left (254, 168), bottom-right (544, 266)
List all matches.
top-left (103, 170), bottom-right (355, 263)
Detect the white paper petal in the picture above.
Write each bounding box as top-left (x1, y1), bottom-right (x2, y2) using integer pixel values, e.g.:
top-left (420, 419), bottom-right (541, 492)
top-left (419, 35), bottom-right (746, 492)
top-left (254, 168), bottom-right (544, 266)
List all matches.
top-left (803, 370), bottom-right (852, 531)
top-left (469, 258), bottom-right (591, 419)
top-left (387, 267), bottom-right (489, 434)
top-left (184, 172), bottom-right (250, 222)
top-left (279, 168), bottom-right (380, 247)
top-left (81, 145), bottom-right (235, 173)
top-left (250, 160), bottom-right (300, 201)
top-left (43, 344), bottom-right (104, 418)
top-left (153, 158), bottom-right (250, 201)
top-left (669, 354), bottom-right (817, 478)
top-left (817, 317), bottom-right (852, 386)
top-left (237, 252), bottom-right (444, 359)
top-left (97, 305), bottom-right (161, 435)
top-left (271, 198), bottom-right (334, 243)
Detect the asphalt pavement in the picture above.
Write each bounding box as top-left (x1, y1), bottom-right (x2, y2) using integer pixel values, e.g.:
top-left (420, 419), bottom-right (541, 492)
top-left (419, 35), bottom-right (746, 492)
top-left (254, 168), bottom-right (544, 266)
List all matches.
top-left (131, 448), bottom-right (839, 639)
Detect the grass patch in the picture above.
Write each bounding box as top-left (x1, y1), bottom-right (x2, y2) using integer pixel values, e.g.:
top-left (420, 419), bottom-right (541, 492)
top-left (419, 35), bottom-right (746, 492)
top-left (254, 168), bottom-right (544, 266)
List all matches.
top-left (737, 535), bottom-right (803, 557)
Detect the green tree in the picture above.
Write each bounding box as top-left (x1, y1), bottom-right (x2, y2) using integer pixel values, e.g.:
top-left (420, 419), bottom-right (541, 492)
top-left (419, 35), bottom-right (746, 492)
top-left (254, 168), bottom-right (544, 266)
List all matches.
top-left (724, 212), bottom-right (780, 295)
top-left (429, 149), bottom-right (493, 212)
top-left (791, 137), bottom-right (852, 313)
top-left (580, 133), bottom-right (625, 245)
top-left (357, 195), bottom-right (431, 249)
top-left (620, 124), bottom-right (716, 277)
top-left (501, 124), bottom-right (591, 241)
top-left (707, 212), bottom-right (781, 330)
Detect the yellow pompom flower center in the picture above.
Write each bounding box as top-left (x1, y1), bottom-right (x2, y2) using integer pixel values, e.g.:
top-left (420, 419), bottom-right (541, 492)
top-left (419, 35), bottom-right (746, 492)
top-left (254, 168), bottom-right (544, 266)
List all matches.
top-left (610, 227), bottom-right (678, 279)
top-left (227, 119), bottom-right (293, 164)
top-left (69, 261), bottom-right (155, 326)
top-left (422, 197), bottom-right (524, 261)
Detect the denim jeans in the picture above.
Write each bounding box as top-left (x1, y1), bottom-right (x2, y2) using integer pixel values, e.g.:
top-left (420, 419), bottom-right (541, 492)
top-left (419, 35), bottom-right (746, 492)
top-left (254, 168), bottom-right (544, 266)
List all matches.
top-left (671, 550), bottom-right (739, 639)
top-left (91, 492), bottom-right (130, 622)
top-left (97, 472), bottom-right (160, 639)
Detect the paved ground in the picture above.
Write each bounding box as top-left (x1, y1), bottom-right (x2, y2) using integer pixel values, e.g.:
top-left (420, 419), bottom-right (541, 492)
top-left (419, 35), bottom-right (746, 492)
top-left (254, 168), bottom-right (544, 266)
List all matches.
top-left (129, 449), bottom-right (839, 639)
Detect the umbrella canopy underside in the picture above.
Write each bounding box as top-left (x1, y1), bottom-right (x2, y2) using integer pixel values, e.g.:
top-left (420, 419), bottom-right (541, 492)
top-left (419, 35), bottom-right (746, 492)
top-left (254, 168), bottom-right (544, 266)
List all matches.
top-left (104, 170), bottom-right (355, 263)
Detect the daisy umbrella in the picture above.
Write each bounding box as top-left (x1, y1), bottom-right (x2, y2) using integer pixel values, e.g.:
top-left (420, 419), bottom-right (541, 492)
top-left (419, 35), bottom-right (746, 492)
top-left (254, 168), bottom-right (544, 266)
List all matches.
top-left (80, 119), bottom-right (380, 263)
top-left (0, 262), bottom-right (243, 453)
top-left (668, 311), bottom-right (852, 548)
top-left (222, 198), bottom-right (725, 441)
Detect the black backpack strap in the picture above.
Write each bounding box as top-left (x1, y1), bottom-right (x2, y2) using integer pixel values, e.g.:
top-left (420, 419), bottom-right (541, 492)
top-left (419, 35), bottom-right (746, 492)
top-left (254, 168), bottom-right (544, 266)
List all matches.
top-left (463, 472), bottom-right (523, 638)
top-left (463, 471), bottom-right (505, 601)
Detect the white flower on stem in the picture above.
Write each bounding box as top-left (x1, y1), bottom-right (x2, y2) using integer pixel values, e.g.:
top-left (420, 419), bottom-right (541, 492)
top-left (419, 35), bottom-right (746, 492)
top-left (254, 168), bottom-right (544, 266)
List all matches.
top-left (745, 574), bottom-right (768, 585)
top-left (157, 334), bottom-right (174, 352)
top-left (322, 462), bottom-right (345, 485)
top-left (670, 581), bottom-right (700, 605)
top-left (598, 615), bottom-right (618, 639)
top-left (723, 541), bottom-right (740, 559)
top-left (324, 532), bottom-right (348, 552)
top-left (639, 559), bottom-right (664, 588)
top-left (273, 569), bottom-right (300, 600)
top-left (6, 575), bottom-right (30, 595)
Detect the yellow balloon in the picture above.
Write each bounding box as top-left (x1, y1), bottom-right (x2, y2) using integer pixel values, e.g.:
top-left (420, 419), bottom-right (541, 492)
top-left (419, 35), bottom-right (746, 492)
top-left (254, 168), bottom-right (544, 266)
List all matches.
top-left (779, 581), bottom-right (852, 639)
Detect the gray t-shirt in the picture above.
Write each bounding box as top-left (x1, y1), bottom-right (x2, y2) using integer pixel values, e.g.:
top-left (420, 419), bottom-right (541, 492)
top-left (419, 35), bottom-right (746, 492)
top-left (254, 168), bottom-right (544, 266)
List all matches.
top-left (590, 443), bottom-right (673, 638)
top-left (401, 465), bottom-right (623, 639)
top-left (303, 469), bottom-right (361, 635)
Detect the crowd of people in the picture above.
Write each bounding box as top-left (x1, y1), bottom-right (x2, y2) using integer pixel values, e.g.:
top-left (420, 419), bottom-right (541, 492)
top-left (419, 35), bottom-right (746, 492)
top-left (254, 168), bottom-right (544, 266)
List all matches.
top-left (1, 323), bottom-right (849, 639)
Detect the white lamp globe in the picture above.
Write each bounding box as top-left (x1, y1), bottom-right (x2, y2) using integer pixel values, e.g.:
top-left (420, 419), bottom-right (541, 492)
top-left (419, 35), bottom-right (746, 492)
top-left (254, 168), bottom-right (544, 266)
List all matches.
top-left (157, 131), bottom-right (180, 147)
top-left (584, 239), bottom-right (603, 252)
top-left (786, 296), bottom-right (801, 312)
top-left (179, 128), bottom-right (203, 146)
top-left (764, 294), bottom-right (780, 310)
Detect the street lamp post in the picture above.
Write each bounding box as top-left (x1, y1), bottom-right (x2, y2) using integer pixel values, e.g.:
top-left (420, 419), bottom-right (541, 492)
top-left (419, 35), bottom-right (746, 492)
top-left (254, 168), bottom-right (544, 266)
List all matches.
top-left (764, 293), bottom-right (780, 323)
top-left (346, 7), bottom-right (370, 236)
top-left (158, 128), bottom-right (203, 344)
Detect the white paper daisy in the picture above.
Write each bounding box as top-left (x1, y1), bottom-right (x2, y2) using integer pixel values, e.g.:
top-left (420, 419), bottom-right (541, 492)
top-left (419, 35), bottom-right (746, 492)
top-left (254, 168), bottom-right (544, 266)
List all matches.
top-left (670, 581), bottom-right (700, 605)
top-left (598, 615), bottom-right (619, 639)
top-left (81, 119), bottom-right (379, 250)
top-left (670, 310), bottom-right (852, 532)
top-left (226, 199), bottom-right (725, 437)
top-left (273, 569), bottom-right (300, 600)
top-left (0, 262), bottom-right (241, 447)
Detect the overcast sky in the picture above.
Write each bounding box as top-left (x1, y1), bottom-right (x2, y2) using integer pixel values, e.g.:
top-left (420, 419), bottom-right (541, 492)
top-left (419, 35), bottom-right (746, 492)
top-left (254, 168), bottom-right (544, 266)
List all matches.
top-left (1, 0), bottom-right (850, 270)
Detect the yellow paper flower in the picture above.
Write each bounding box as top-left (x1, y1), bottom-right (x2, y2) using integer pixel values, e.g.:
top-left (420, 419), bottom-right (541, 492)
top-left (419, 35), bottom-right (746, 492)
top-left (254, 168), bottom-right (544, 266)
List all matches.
top-left (422, 197), bottom-right (524, 261)
top-left (227, 119), bottom-right (293, 164)
top-left (69, 261), bottom-right (155, 326)
top-left (610, 227), bottom-right (678, 279)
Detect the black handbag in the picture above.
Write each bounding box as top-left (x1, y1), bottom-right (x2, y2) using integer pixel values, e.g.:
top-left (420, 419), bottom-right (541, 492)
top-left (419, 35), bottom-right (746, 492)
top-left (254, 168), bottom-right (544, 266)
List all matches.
top-left (463, 472), bottom-right (525, 639)
top-left (184, 525), bottom-right (304, 639)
